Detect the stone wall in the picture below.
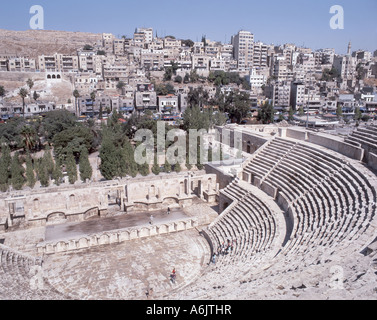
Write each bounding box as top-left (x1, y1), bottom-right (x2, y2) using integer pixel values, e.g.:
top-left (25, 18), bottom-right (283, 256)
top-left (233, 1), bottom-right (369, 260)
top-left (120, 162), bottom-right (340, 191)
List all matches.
top-left (282, 128), bottom-right (364, 161)
top-left (36, 217), bottom-right (198, 255)
top-left (0, 172), bottom-right (218, 231)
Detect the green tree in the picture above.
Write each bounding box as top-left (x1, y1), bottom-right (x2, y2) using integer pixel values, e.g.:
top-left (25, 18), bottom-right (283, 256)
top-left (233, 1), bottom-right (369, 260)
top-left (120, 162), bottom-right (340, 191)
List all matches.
top-left (354, 107), bottom-right (362, 121)
top-left (73, 89), bottom-right (80, 117)
top-left (182, 105), bottom-right (210, 131)
top-left (26, 79), bottom-right (34, 97)
top-left (123, 139), bottom-right (138, 178)
top-left (43, 145), bottom-right (55, 178)
top-left (174, 75), bottom-right (183, 83)
top-left (99, 137), bottom-right (117, 180)
top-left (79, 148), bottom-right (93, 182)
top-left (42, 109), bottom-right (78, 142)
top-left (52, 126), bottom-right (95, 164)
top-left (52, 159), bottom-right (63, 186)
top-left (336, 104), bottom-right (343, 119)
top-left (0, 144), bottom-right (11, 192)
top-left (164, 157), bottom-right (172, 173)
top-left (90, 91), bottom-right (96, 111)
top-left (288, 106), bottom-right (295, 121)
top-left (20, 125), bottom-right (37, 152)
top-left (33, 90), bottom-right (40, 102)
top-left (25, 153), bottom-right (36, 189)
top-left (66, 149), bottom-right (78, 184)
top-left (151, 155), bottom-right (161, 175)
top-left (174, 161), bottom-right (181, 173)
top-left (183, 73), bottom-right (190, 84)
top-left (36, 157), bottom-right (49, 187)
top-left (116, 81), bottom-right (126, 93)
top-left (138, 162), bottom-right (150, 176)
top-left (19, 88), bottom-right (28, 118)
top-left (10, 152), bottom-right (25, 190)
top-left (0, 85), bottom-right (6, 98)
top-left (257, 101), bottom-right (274, 124)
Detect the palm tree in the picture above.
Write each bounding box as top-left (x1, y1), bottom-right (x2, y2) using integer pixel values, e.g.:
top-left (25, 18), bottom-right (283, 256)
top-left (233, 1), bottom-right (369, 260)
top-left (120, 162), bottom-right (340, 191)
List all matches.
top-left (90, 91), bottom-right (96, 117)
top-left (73, 90), bottom-right (80, 117)
top-left (18, 88), bottom-right (28, 118)
top-left (0, 85), bottom-right (5, 98)
top-left (26, 79), bottom-right (34, 103)
top-left (20, 126), bottom-right (36, 152)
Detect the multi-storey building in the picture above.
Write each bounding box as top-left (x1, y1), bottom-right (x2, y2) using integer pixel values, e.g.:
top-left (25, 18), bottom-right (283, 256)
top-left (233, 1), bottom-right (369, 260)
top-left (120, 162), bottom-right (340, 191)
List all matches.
top-left (137, 28), bottom-right (153, 44)
top-left (135, 83), bottom-right (157, 111)
top-left (141, 49), bottom-right (164, 71)
top-left (74, 74), bottom-right (99, 94)
top-left (8, 57), bottom-right (36, 72)
top-left (38, 54), bottom-right (79, 72)
top-left (78, 51), bottom-right (98, 73)
top-left (102, 33), bottom-right (115, 53)
top-left (290, 82), bottom-right (306, 109)
top-left (158, 94), bottom-right (179, 113)
top-left (248, 68), bottom-right (267, 91)
top-left (232, 30), bottom-right (254, 71)
top-left (164, 37), bottom-right (181, 49)
top-left (192, 54), bottom-right (211, 76)
top-left (265, 83), bottom-right (291, 107)
top-left (0, 58), bottom-right (8, 71)
top-left (114, 38), bottom-right (125, 56)
top-left (333, 43), bottom-right (357, 81)
top-left (253, 41), bottom-right (268, 69)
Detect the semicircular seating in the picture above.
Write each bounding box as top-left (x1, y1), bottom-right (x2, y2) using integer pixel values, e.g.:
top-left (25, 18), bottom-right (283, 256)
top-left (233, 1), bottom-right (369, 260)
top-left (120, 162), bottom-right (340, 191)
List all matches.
top-left (0, 244), bottom-right (66, 300)
top-left (182, 136), bottom-right (377, 299)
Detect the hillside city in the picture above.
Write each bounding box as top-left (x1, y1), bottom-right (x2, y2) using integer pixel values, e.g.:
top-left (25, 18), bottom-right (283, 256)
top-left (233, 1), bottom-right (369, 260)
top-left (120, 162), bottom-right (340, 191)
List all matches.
top-left (0, 28), bottom-right (376, 124)
top-left (1, 27), bottom-right (377, 301)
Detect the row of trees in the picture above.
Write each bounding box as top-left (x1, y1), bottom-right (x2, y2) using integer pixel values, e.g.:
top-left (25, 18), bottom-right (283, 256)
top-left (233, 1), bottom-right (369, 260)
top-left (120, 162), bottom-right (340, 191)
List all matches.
top-left (0, 144), bottom-right (93, 192)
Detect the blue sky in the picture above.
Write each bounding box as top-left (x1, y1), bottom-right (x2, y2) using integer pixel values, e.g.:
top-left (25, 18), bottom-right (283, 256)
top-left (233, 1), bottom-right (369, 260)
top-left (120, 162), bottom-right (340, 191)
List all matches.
top-left (0, 0), bottom-right (376, 54)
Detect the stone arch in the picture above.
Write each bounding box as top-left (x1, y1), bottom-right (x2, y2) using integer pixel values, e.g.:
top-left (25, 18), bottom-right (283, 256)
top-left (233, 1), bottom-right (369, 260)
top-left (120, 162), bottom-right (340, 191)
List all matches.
top-left (52, 74), bottom-right (56, 79)
top-left (78, 238), bottom-right (89, 249)
top-left (56, 241), bottom-right (67, 252)
top-left (162, 197), bottom-right (179, 206)
top-left (98, 234), bottom-right (109, 245)
top-left (47, 212), bottom-right (67, 224)
top-left (133, 202), bottom-right (148, 211)
top-left (57, 74), bottom-right (61, 79)
top-left (84, 207), bottom-right (99, 220)
top-left (47, 74), bottom-right (51, 79)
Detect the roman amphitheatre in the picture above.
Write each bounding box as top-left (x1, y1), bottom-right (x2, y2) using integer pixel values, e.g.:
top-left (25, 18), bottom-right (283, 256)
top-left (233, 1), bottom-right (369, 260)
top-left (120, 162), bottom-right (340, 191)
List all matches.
top-left (1, 123), bottom-right (377, 300)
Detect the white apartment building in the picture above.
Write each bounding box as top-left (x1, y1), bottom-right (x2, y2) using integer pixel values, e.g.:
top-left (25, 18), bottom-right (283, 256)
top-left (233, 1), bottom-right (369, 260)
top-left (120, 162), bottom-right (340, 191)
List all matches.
top-left (265, 83), bottom-right (291, 107)
top-left (141, 49), bottom-right (164, 71)
top-left (158, 94), bottom-right (179, 113)
top-left (114, 38), bottom-right (125, 56)
top-left (164, 37), bottom-right (181, 48)
top-left (290, 82), bottom-right (306, 109)
top-left (253, 41), bottom-right (268, 69)
top-left (38, 54), bottom-right (79, 72)
top-left (249, 68), bottom-right (267, 90)
top-left (137, 28), bottom-right (153, 44)
top-left (333, 54), bottom-right (357, 81)
top-left (8, 57), bottom-right (36, 72)
top-left (192, 54), bottom-right (211, 76)
top-left (232, 30), bottom-right (254, 71)
top-left (102, 33), bottom-right (115, 53)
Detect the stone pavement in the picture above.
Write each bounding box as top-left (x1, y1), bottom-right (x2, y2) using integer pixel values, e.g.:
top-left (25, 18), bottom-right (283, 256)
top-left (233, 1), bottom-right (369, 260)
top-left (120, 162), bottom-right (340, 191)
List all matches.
top-left (42, 229), bottom-right (210, 300)
top-left (45, 208), bottom-right (189, 242)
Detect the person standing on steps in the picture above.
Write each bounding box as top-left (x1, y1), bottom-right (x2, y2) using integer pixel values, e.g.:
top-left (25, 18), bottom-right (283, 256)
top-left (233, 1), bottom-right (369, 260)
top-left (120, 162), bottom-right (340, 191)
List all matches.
top-left (167, 207), bottom-right (171, 215)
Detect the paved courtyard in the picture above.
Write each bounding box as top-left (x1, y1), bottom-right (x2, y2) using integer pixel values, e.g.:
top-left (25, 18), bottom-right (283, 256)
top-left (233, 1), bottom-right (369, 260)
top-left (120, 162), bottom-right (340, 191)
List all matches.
top-left (43, 229), bottom-right (210, 300)
top-left (45, 208), bottom-right (189, 242)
